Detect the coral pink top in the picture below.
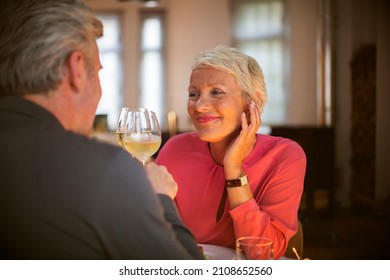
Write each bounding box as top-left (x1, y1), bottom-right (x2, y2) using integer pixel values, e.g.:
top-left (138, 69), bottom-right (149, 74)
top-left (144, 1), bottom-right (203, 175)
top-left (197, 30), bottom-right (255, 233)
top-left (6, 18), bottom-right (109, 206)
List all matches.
top-left (156, 132), bottom-right (306, 259)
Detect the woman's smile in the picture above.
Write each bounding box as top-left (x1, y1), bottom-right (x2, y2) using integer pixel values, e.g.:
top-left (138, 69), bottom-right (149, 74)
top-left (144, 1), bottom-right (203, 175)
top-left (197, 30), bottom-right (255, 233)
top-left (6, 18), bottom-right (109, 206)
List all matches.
top-left (196, 115), bottom-right (221, 124)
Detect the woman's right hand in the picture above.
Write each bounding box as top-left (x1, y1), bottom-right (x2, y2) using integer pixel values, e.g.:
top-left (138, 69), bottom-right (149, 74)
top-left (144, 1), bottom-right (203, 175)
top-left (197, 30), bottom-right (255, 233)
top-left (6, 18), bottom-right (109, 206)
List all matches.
top-left (145, 162), bottom-right (178, 199)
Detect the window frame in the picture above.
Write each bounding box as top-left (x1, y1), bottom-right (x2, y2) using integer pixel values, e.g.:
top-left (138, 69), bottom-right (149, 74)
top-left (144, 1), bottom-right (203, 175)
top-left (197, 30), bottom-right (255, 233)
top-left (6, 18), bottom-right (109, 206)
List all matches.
top-left (230, 0), bottom-right (288, 126)
top-left (95, 12), bottom-right (124, 131)
top-left (139, 9), bottom-right (166, 128)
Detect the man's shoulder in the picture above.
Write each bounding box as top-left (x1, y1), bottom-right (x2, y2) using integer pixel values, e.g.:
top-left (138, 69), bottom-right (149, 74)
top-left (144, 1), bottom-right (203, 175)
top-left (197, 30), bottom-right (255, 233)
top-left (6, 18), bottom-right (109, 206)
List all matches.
top-left (52, 129), bottom-right (121, 155)
top-left (43, 128), bottom-right (135, 175)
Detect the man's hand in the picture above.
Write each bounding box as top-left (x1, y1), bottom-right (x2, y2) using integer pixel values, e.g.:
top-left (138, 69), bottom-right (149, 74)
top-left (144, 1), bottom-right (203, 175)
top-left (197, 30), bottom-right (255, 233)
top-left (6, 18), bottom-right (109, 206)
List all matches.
top-left (145, 162), bottom-right (178, 199)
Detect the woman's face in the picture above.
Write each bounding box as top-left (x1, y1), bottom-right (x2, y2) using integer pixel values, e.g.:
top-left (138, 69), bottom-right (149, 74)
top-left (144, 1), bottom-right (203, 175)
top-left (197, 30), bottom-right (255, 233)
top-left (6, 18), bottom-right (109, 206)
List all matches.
top-left (187, 67), bottom-right (247, 143)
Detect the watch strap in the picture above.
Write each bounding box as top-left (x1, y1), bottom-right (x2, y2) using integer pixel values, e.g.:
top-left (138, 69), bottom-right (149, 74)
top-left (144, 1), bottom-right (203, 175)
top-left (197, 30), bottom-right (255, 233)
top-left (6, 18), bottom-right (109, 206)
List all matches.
top-left (225, 174), bottom-right (248, 188)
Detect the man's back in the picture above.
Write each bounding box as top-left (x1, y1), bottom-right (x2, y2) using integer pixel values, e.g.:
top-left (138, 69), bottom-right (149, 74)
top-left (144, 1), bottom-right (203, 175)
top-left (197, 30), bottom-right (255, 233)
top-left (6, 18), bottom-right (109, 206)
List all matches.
top-left (0, 96), bottom-right (197, 259)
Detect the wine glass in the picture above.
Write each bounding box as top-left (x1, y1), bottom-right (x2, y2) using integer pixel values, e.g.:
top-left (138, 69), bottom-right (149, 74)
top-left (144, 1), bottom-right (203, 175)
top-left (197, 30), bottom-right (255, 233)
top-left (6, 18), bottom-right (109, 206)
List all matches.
top-left (116, 107), bottom-right (129, 148)
top-left (120, 108), bottom-right (162, 166)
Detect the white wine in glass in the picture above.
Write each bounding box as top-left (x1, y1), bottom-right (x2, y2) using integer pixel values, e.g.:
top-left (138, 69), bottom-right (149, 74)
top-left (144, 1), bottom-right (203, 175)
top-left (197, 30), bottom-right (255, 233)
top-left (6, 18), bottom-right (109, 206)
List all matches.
top-left (122, 134), bottom-right (161, 164)
top-left (122, 108), bottom-right (161, 166)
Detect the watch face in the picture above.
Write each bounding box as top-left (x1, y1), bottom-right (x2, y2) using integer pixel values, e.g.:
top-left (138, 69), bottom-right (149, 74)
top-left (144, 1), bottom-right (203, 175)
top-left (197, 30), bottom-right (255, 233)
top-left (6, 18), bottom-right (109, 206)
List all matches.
top-left (240, 175), bottom-right (248, 185)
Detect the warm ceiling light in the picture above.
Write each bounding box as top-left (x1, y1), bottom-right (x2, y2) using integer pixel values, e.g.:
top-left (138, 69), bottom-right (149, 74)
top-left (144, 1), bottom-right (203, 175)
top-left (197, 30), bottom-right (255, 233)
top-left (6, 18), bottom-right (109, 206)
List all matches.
top-left (119, 0), bottom-right (159, 6)
top-left (144, 0), bottom-right (159, 7)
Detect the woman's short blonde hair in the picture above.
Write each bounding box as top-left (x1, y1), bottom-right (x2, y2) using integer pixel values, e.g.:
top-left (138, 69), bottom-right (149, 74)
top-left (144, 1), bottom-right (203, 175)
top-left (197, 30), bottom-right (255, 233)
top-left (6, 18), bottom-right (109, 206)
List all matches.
top-left (191, 45), bottom-right (267, 113)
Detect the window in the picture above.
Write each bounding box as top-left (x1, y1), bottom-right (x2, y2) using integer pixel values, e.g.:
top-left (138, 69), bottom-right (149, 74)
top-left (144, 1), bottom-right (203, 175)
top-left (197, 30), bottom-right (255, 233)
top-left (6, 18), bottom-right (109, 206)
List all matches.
top-left (139, 11), bottom-right (165, 128)
top-left (95, 10), bottom-right (165, 131)
top-left (96, 13), bottom-right (123, 131)
top-left (231, 0), bottom-right (287, 125)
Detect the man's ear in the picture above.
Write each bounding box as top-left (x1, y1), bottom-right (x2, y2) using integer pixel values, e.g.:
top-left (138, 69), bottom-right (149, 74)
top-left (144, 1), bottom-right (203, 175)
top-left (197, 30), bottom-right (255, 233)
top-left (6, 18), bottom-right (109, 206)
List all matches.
top-left (67, 51), bottom-right (86, 93)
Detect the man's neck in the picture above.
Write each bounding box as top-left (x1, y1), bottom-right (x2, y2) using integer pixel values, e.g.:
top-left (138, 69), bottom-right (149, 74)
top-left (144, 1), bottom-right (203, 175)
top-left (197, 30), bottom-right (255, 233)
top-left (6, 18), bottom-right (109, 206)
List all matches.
top-left (23, 90), bottom-right (71, 132)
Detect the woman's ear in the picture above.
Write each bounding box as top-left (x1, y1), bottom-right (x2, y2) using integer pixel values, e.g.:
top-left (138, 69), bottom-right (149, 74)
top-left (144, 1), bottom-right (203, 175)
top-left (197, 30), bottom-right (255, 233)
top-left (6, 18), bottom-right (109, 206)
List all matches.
top-left (244, 97), bottom-right (252, 113)
top-left (242, 99), bottom-right (251, 125)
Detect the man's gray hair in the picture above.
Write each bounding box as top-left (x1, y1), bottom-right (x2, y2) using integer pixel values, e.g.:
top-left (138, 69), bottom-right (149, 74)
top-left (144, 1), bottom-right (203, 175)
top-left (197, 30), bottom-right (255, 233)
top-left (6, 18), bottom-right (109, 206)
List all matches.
top-left (0, 0), bottom-right (103, 97)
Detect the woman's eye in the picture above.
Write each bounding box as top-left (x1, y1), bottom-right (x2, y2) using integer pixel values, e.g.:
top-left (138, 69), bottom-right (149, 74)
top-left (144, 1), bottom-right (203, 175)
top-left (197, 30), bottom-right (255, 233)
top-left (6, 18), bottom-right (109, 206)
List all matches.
top-left (188, 92), bottom-right (199, 99)
top-left (211, 89), bottom-right (224, 96)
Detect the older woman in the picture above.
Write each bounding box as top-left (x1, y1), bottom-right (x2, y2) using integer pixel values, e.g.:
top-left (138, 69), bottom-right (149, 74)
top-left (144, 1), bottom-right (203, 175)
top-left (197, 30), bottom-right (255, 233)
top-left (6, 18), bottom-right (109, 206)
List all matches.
top-left (156, 45), bottom-right (306, 259)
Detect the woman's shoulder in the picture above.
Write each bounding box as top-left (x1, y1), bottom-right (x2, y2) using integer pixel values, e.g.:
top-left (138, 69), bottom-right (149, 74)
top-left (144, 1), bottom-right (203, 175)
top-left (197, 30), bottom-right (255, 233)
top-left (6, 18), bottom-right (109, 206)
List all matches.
top-left (164, 131), bottom-right (202, 147)
top-left (157, 132), bottom-right (211, 165)
top-left (257, 134), bottom-right (306, 159)
top-left (158, 131), bottom-right (206, 156)
top-left (169, 131), bottom-right (199, 140)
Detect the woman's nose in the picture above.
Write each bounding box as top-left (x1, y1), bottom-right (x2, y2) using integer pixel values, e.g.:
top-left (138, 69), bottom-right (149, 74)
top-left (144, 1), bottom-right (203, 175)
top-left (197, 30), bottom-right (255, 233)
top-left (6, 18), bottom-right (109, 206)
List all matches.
top-left (195, 95), bottom-right (211, 112)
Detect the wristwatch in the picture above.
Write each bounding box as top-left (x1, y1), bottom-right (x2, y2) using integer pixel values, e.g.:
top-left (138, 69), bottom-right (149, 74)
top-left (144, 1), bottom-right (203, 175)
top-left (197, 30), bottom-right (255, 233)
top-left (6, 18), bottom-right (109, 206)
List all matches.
top-left (225, 174), bottom-right (248, 188)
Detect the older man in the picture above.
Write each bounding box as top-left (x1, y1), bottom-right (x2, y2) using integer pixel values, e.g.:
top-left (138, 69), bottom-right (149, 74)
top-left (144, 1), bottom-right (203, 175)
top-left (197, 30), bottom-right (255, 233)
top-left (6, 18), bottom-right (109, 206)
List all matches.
top-left (0, 0), bottom-right (201, 260)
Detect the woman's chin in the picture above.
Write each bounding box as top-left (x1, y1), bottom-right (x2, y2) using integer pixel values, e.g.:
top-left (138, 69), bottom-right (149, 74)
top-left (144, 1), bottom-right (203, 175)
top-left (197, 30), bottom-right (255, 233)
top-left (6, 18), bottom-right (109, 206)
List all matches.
top-left (196, 130), bottom-right (227, 143)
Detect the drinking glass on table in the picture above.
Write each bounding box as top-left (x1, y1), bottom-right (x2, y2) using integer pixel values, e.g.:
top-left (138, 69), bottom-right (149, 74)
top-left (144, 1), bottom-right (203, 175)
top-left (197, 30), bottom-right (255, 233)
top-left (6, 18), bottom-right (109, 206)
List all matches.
top-left (235, 237), bottom-right (273, 260)
top-left (116, 108), bottom-right (162, 166)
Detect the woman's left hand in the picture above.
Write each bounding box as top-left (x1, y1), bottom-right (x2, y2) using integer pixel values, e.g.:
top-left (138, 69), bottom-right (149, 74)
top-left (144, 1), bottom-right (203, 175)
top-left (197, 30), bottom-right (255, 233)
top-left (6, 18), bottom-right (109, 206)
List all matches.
top-left (223, 101), bottom-right (261, 178)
